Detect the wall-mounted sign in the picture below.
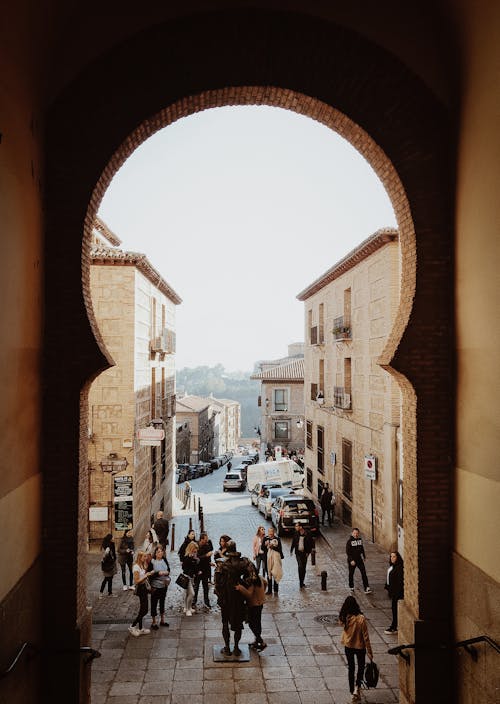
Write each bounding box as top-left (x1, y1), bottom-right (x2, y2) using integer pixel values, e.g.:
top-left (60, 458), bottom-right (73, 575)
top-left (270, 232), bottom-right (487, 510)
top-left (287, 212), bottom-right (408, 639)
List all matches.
top-left (114, 475), bottom-right (133, 498)
top-left (137, 427), bottom-right (165, 446)
top-left (89, 506), bottom-right (108, 521)
top-left (364, 455), bottom-right (377, 480)
top-left (114, 500), bottom-right (133, 531)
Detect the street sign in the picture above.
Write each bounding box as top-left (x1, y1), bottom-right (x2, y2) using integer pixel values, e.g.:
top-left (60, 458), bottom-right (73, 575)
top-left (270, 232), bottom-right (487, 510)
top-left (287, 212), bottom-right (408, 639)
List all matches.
top-left (137, 427), bottom-right (165, 446)
top-left (364, 455), bottom-right (377, 480)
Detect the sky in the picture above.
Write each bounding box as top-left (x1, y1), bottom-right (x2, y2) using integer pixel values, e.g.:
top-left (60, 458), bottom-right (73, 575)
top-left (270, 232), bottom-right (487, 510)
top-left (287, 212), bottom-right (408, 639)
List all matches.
top-left (98, 105), bottom-right (396, 372)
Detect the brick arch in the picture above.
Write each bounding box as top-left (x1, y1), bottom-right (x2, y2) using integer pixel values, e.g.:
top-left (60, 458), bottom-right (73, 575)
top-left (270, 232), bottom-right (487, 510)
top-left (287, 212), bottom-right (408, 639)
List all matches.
top-left (43, 10), bottom-right (454, 703)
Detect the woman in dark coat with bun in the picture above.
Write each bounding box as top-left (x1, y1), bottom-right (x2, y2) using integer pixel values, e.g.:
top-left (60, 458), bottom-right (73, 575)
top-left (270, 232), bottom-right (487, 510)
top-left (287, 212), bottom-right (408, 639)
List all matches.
top-left (384, 551), bottom-right (404, 634)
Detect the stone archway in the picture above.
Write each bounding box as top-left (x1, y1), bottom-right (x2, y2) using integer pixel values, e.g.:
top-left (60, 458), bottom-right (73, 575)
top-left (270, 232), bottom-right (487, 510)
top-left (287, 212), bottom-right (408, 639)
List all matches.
top-left (43, 10), bottom-right (454, 703)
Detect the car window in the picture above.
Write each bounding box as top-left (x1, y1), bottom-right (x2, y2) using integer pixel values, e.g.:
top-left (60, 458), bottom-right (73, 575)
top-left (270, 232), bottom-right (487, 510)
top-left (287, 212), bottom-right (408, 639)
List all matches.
top-left (283, 500), bottom-right (315, 510)
top-left (225, 473), bottom-right (241, 480)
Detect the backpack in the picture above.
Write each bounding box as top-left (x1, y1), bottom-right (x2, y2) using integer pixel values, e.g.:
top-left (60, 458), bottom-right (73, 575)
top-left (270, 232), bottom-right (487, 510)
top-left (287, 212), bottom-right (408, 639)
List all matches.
top-left (364, 660), bottom-right (379, 688)
top-left (101, 549), bottom-right (115, 571)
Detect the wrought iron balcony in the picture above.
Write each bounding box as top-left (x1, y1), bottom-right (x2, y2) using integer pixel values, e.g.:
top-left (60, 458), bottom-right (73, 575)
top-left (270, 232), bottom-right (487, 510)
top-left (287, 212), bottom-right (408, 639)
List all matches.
top-left (333, 386), bottom-right (352, 410)
top-left (332, 316), bottom-right (351, 341)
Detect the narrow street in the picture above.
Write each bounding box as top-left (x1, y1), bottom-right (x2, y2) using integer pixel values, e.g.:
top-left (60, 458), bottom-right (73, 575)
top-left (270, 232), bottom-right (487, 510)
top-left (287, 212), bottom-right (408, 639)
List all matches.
top-left (88, 457), bottom-right (400, 703)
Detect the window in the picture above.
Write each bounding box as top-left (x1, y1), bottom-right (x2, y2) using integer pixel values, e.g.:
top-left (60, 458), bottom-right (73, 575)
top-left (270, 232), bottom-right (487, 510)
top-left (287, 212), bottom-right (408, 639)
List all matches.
top-left (306, 420), bottom-right (313, 449)
top-left (151, 297), bottom-right (157, 339)
top-left (306, 467), bottom-right (313, 491)
top-left (319, 303), bottom-right (324, 343)
top-left (319, 359), bottom-right (324, 398)
top-left (311, 383), bottom-right (318, 401)
top-left (342, 438), bottom-right (352, 500)
top-left (274, 421), bottom-right (290, 440)
top-left (344, 357), bottom-right (352, 395)
top-left (274, 389), bottom-right (287, 411)
top-left (317, 425), bottom-right (324, 473)
top-left (308, 309), bottom-right (313, 342)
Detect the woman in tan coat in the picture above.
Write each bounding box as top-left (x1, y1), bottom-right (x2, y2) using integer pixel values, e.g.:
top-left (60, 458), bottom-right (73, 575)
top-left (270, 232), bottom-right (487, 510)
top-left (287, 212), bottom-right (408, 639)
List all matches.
top-left (339, 595), bottom-right (373, 702)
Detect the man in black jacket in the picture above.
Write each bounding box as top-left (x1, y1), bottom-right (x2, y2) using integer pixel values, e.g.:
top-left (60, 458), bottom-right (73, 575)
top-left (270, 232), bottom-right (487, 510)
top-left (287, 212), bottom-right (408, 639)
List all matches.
top-left (193, 531), bottom-right (214, 609)
top-left (346, 528), bottom-right (372, 593)
top-left (319, 483), bottom-right (334, 526)
top-left (290, 524), bottom-right (314, 588)
top-left (153, 511), bottom-right (169, 549)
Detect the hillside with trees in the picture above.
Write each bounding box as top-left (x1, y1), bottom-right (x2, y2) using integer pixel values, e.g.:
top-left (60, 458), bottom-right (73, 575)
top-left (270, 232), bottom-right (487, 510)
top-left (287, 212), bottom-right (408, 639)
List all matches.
top-left (176, 364), bottom-right (260, 437)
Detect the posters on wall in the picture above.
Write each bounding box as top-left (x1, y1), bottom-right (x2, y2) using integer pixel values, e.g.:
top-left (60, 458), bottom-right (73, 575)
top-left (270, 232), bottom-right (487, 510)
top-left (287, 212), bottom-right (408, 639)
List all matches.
top-left (114, 475), bottom-right (133, 530)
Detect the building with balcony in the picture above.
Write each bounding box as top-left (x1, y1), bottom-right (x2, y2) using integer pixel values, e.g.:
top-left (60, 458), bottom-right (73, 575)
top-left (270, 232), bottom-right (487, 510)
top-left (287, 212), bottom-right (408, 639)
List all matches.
top-left (297, 228), bottom-right (401, 551)
top-left (251, 344), bottom-right (305, 454)
top-left (87, 218), bottom-right (182, 547)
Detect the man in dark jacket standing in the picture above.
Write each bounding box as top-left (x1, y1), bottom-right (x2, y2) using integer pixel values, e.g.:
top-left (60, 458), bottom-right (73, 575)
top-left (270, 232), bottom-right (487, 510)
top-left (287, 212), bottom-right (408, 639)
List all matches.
top-left (320, 483), bottom-right (334, 526)
top-left (290, 523), bottom-right (314, 588)
top-left (193, 531), bottom-right (214, 610)
top-left (346, 528), bottom-right (372, 593)
top-left (153, 510), bottom-right (169, 549)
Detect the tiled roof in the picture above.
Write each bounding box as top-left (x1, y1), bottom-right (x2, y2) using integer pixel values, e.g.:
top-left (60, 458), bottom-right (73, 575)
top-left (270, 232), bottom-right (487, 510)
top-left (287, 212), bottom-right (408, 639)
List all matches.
top-left (251, 357), bottom-right (305, 381)
top-left (296, 227), bottom-right (398, 301)
top-left (94, 217), bottom-right (122, 246)
top-left (90, 244), bottom-right (182, 305)
top-left (176, 395), bottom-right (210, 412)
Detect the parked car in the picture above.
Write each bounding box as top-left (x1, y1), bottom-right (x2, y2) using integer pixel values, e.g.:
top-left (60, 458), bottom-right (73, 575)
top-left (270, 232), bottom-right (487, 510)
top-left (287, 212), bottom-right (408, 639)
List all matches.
top-left (176, 464), bottom-right (190, 483)
top-left (192, 462), bottom-right (212, 476)
top-left (270, 494), bottom-right (320, 536)
top-left (257, 487), bottom-right (295, 519)
top-left (223, 471), bottom-right (246, 492)
top-left (233, 463), bottom-right (249, 481)
top-left (250, 481), bottom-right (283, 507)
top-left (210, 457), bottom-right (222, 469)
top-left (215, 455), bottom-right (228, 466)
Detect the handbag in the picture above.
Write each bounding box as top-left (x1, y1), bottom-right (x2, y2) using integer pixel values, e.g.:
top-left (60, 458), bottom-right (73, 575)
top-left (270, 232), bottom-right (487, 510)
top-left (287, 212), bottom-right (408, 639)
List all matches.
top-left (364, 661), bottom-right (379, 688)
top-left (175, 573), bottom-right (189, 589)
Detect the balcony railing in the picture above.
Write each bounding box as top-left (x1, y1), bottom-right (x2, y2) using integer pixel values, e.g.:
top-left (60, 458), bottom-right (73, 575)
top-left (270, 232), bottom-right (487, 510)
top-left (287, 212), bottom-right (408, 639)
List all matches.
top-left (333, 386), bottom-right (352, 410)
top-left (333, 316), bottom-right (351, 341)
top-left (150, 328), bottom-right (176, 354)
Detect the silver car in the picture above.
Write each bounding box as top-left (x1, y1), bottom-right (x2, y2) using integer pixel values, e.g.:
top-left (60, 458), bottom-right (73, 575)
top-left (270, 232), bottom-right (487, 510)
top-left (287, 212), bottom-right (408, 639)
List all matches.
top-left (257, 487), bottom-right (294, 518)
top-left (223, 471), bottom-right (246, 492)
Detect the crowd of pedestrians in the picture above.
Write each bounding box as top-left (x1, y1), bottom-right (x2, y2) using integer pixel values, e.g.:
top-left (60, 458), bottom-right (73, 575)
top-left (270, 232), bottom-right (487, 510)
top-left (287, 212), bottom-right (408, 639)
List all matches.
top-left (96, 510), bottom-right (403, 704)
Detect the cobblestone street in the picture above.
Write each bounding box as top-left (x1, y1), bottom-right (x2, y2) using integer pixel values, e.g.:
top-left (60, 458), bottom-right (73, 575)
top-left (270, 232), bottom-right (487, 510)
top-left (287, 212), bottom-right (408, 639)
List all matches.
top-left (88, 465), bottom-right (400, 703)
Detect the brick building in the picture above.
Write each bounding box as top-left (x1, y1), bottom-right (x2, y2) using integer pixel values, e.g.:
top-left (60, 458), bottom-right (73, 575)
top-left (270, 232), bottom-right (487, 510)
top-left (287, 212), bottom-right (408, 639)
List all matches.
top-left (87, 219), bottom-right (181, 547)
top-left (297, 228), bottom-right (401, 552)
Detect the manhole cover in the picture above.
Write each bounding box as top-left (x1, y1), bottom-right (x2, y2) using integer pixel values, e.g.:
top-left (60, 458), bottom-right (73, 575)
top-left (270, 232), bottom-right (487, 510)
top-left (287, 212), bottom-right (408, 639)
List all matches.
top-left (314, 614), bottom-right (338, 625)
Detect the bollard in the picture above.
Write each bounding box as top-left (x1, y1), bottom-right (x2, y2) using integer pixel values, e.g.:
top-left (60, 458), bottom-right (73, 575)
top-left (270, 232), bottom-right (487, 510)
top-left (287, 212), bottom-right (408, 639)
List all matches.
top-left (321, 570), bottom-right (327, 591)
top-left (311, 547), bottom-right (316, 566)
top-left (170, 523), bottom-right (175, 551)
top-left (200, 507), bottom-right (204, 532)
top-left (189, 516), bottom-right (193, 531)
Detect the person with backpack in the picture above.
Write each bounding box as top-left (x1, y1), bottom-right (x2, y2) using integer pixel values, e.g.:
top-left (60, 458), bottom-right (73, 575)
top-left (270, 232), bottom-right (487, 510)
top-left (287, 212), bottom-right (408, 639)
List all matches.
top-left (339, 595), bottom-right (373, 702)
top-left (99, 533), bottom-right (117, 599)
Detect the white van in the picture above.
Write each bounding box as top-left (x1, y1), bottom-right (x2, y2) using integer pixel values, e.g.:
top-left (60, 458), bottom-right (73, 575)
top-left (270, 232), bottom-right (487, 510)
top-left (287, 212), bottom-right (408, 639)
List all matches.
top-left (246, 459), bottom-right (304, 491)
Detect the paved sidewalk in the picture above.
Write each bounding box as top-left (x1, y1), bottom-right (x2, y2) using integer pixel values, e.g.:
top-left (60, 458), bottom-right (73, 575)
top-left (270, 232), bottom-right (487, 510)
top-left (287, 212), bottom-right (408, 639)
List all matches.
top-left (88, 490), bottom-right (400, 703)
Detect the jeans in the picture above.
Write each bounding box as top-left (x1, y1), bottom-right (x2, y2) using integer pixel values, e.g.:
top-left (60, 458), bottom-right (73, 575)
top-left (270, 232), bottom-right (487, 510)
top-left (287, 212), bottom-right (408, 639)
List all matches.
top-left (248, 604), bottom-right (264, 644)
top-left (295, 551), bottom-right (309, 586)
top-left (255, 553), bottom-right (267, 577)
top-left (100, 576), bottom-right (113, 594)
top-left (193, 574), bottom-right (210, 606)
top-left (184, 577), bottom-right (195, 611)
top-left (345, 647), bottom-right (366, 693)
top-left (348, 559), bottom-right (369, 589)
top-left (151, 586), bottom-right (168, 617)
top-left (120, 561), bottom-right (133, 586)
top-left (132, 586), bottom-right (149, 629)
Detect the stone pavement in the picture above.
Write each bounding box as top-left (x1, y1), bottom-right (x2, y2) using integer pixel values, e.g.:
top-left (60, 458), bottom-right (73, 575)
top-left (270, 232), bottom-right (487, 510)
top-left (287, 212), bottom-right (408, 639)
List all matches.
top-left (88, 469), bottom-right (400, 703)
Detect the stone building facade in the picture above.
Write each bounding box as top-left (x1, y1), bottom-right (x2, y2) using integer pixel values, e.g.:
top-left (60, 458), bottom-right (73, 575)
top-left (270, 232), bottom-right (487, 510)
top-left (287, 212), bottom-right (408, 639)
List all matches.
top-left (175, 396), bottom-right (211, 463)
top-left (205, 397), bottom-right (240, 456)
top-left (297, 228), bottom-right (401, 552)
top-left (175, 421), bottom-right (191, 465)
top-left (87, 219), bottom-right (181, 547)
top-left (251, 347), bottom-right (305, 454)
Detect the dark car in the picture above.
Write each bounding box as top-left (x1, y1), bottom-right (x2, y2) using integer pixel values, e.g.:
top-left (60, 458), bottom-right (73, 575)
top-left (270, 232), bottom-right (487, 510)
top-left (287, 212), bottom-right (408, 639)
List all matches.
top-left (270, 494), bottom-right (320, 536)
top-left (192, 462), bottom-right (212, 476)
top-left (176, 464), bottom-right (190, 483)
top-left (233, 463), bottom-right (249, 481)
top-left (210, 457), bottom-right (222, 469)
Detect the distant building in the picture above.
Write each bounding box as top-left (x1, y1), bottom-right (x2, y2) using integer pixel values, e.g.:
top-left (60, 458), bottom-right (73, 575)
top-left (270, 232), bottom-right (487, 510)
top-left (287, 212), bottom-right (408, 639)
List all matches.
top-left (87, 217), bottom-right (181, 546)
top-left (297, 228), bottom-right (401, 551)
top-left (251, 344), bottom-right (305, 453)
top-left (175, 396), bottom-right (211, 463)
top-left (206, 396), bottom-right (241, 455)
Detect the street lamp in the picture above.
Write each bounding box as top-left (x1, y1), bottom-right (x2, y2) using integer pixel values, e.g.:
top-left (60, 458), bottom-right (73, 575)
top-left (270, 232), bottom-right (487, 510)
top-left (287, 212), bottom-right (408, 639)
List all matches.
top-left (100, 453), bottom-right (129, 474)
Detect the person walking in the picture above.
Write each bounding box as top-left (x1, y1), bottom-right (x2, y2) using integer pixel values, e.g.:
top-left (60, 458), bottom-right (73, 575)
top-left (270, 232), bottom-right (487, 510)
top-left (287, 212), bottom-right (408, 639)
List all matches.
top-left (129, 551), bottom-right (155, 636)
top-left (320, 483), bottom-right (335, 526)
top-left (235, 571), bottom-right (267, 651)
top-left (384, 551), bottom-right (404, 634)
top-left (339, 595), bottom-right (373, 702)
top-left (252, 526), bottom-right (267, 577)
top-left (290, 523), bottom-right (314, 588)
top-left (181, 480), bottom-right (191, 510)
top-left (153, 510), bottom-right (169, 550)
top-left (150, 544), bottom-right (171, 629)
top-left (263, 527), bottom-right (284, 594)
top-left (193, 531), bottom-right (213, 610)
top-left (346, 528), bottom-right (372, 593)
top-left (117, 529), bottom-right (135, 591)
top-left (177, 529), bottom-right (196, 561)
top-left (181, 541), bottom-right (200, 616)
top-left (99, 533), bottom-right (117, 599)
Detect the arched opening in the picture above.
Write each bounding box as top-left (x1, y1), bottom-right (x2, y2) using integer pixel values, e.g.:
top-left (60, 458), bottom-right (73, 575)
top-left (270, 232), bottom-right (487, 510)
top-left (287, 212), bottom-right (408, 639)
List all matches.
top-left (42, 11), bottom-right (454, 703)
